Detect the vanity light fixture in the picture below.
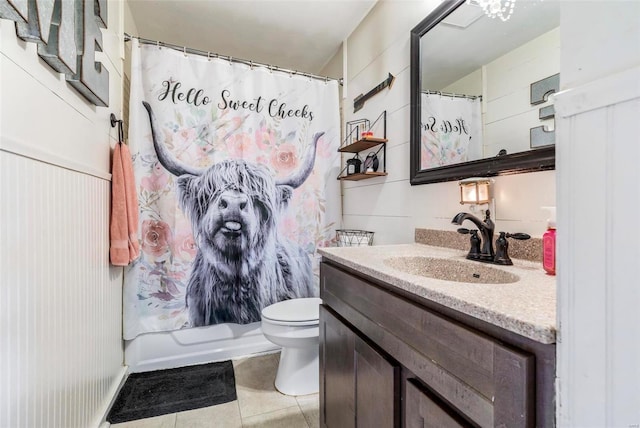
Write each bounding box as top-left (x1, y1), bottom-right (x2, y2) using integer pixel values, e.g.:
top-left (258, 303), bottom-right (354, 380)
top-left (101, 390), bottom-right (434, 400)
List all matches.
top-left (468, 0), bottom-right (516, 22)
top-left (459, 177), bottom-right (492, 205)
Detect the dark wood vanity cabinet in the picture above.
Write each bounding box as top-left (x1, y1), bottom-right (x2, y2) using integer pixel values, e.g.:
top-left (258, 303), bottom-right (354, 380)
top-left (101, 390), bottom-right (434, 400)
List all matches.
top-left (320, 306), bottom-right (356, 428)
top-left (320, 306), bottom-right (400, 428)
top-left (405, 379), bottom-right (470, 428)
top-left (319, 261), bottom-right (556, 428)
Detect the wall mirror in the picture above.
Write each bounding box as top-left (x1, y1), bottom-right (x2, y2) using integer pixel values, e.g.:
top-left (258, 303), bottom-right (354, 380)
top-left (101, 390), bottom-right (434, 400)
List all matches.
top-left (410, 0), bottom-right (559, 185)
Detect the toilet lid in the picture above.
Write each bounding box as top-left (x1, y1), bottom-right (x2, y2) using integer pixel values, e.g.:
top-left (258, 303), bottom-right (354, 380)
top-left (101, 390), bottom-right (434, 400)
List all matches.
top-left (261, 297), bottom-right (322, 323)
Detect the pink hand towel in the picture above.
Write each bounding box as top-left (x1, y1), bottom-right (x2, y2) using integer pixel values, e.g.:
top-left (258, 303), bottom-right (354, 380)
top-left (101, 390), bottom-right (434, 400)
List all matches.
top-left (110, 142), bottom-right (140, 266)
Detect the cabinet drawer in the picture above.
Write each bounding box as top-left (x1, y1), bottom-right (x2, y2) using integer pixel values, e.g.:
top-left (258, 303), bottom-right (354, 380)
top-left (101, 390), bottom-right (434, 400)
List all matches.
top-left (321, 262), bottom-right (535, 427)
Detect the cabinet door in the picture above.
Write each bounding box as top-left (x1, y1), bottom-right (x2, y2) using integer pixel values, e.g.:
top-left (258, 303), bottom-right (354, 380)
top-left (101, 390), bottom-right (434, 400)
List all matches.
top-left (355, 336), bottom-right (400, 428)
top-left (405, 379), bottom-right (471, 428)
top-left (320, 306), bottom-right (356, 428)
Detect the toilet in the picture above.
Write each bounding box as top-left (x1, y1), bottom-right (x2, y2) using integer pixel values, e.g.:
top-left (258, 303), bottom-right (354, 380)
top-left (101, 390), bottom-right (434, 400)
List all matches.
top-left (261, 297), bottom-right (322, 396)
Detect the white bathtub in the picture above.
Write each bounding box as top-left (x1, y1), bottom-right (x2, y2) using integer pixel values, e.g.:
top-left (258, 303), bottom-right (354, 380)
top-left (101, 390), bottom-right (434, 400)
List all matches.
top-left (124, 322), bottom-right (279, 373)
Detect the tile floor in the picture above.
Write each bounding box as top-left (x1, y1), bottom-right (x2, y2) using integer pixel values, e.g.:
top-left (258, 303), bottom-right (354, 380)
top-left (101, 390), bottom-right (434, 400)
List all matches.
top-left (111, 353), bottom-right (319, 428)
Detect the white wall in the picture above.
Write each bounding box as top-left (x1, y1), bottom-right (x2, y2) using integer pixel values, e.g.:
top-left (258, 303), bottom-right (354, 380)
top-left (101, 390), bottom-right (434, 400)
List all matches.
top-left (320, 42), bottom-right (343, 79)
top-left (441, 27), bottom-right (560, 159)
top-left (124, 0), bottom-right (140, 76)
top-left (123, 0), bottom-right (140, 141)
top-left (484, 28), bottom-right (560, 157)
top-left (0, 0), bottom-right (126, 426)
top-left (339, 0), bottom-right (555, 245)
top-left (556, 2), bottom-right (640, 426)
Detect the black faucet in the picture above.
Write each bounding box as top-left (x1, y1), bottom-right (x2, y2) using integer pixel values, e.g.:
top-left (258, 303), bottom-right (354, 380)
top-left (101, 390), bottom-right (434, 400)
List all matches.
top-left (452, 210), bottom-right (495, 261)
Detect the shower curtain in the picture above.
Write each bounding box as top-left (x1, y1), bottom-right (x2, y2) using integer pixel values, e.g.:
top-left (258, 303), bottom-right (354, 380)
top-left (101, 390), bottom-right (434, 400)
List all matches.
top-left (125, 39), bottom-right (340, 340)
top-left (420, 93), bottom-right (482, 169)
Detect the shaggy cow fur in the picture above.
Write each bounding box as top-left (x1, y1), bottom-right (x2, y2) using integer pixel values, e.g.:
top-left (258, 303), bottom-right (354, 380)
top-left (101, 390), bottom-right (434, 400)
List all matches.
top-left (177, 160), bottom-right (314, 325)
top-left (143, 102), bottom-right (320, 326)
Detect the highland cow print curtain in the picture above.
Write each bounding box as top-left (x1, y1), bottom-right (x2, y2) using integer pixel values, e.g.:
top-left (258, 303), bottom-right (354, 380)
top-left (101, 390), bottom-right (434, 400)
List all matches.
top-left (420, 93), bottom-right (482, 169)
top-left (124, 39), bottom-right (340, 339)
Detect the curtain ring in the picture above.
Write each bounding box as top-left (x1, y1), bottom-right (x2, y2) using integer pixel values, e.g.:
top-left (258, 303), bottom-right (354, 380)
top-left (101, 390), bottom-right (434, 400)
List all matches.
top-left (228, 56), bottom-right (233, 66)
top-left (325, 76), bottom-right (329, 85)
top-left (249, 60), bottom-right (253, 70)
top-left (207, 52), bottom-right (211, 61)
top-left (156, 40), bottom-right (161, 49)
top-left (183, 46), bottom-right (187, 57)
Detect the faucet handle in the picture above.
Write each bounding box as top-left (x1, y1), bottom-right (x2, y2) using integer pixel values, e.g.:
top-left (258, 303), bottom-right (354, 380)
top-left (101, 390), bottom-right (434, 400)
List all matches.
top-left (494, 232), bottom-right (512, 265)
top-left (493, 232), bottom-right (532, 265)
top-left (457, 228), bottom-right (481, 260)
top-left (506, 233), bottom-right (531, 240)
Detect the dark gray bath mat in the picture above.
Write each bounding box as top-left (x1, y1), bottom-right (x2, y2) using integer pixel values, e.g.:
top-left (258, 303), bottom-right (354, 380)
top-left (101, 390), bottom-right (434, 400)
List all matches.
top-left (107, 360), bottom-right (237, 423)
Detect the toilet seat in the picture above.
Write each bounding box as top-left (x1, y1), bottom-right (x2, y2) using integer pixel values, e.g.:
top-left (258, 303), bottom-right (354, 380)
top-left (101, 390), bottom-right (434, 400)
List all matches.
top-left (261, 297), bottom-right (321, 326)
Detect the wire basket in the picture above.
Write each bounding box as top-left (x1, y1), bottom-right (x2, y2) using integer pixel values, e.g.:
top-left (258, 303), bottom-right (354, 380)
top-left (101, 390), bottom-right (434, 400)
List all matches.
top-left (335, 229), bottom-right (374, 247)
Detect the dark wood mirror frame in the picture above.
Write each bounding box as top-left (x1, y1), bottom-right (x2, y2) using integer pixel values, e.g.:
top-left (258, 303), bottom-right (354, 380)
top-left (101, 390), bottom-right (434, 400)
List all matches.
top-left (409, 0), bottom-right (555, 185)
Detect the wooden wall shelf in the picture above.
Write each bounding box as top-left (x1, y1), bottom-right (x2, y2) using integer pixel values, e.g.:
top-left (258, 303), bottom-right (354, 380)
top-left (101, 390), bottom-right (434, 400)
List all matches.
top-left (338, 171), bottom-right (388, 181)
top-left (339, 138), bottom-right (388, 153)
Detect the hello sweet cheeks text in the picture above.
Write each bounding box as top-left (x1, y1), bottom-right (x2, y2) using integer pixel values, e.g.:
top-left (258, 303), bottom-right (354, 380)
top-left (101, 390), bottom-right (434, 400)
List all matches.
top-left (158, 81), bottom-right (314, 121)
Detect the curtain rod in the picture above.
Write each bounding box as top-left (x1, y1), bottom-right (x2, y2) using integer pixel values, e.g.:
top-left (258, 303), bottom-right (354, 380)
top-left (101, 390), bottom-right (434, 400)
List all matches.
top-left (422, 90), bottom-right (482, 100)
top-left (124, 33), bottom-right (343, 86)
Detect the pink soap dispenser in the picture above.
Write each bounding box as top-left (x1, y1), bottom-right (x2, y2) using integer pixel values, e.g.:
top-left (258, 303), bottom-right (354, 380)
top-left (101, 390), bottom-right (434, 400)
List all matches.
top-left (542, 207), bottom-right (556, 275)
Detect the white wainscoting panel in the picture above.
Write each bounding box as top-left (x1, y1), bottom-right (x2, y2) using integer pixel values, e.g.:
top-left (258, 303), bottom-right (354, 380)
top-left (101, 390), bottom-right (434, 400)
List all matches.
top-left (555, 65), bottom-right (640, 427)
top-left (0, 151), bottom-right (125, 428)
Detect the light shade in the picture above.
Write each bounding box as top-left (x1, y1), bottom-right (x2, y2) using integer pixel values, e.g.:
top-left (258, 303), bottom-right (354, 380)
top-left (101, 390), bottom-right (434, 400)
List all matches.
top-left (459, 177), bottom-right (491, 204)
top-left (469, 0), bottom-right (517, 22)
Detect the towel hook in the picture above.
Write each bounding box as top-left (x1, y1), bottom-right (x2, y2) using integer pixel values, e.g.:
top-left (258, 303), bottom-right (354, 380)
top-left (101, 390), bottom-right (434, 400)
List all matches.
top-left (110, 113), bottom-right (124, 144)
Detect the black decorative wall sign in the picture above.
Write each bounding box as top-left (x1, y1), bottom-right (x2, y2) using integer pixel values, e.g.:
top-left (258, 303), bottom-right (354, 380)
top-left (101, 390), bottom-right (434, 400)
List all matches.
top-left (530, 73), bottom-right (559, 148)
top-left (0, 0), bottom-right (110, 107)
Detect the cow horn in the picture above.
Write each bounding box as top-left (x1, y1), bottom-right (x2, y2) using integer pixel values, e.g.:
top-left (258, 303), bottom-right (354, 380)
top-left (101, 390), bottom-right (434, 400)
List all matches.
top-left (142, 101), bottom-right (205, 177)
top-left (276, 132), bottom-right (324, 189)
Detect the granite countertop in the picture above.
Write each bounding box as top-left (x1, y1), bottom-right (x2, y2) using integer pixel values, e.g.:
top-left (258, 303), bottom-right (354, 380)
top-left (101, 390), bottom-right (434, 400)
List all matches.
top-left (318, 243), bottom-right (556, 344)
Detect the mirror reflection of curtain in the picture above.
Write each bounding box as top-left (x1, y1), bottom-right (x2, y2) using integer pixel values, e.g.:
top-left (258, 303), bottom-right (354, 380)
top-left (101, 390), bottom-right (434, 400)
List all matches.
top-left (420, 93), bottom-right (482, 169)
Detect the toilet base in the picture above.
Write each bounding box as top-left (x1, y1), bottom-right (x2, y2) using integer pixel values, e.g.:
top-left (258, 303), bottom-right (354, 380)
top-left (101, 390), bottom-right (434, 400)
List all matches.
top-left (274, 346), bottom-right (319, 396)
